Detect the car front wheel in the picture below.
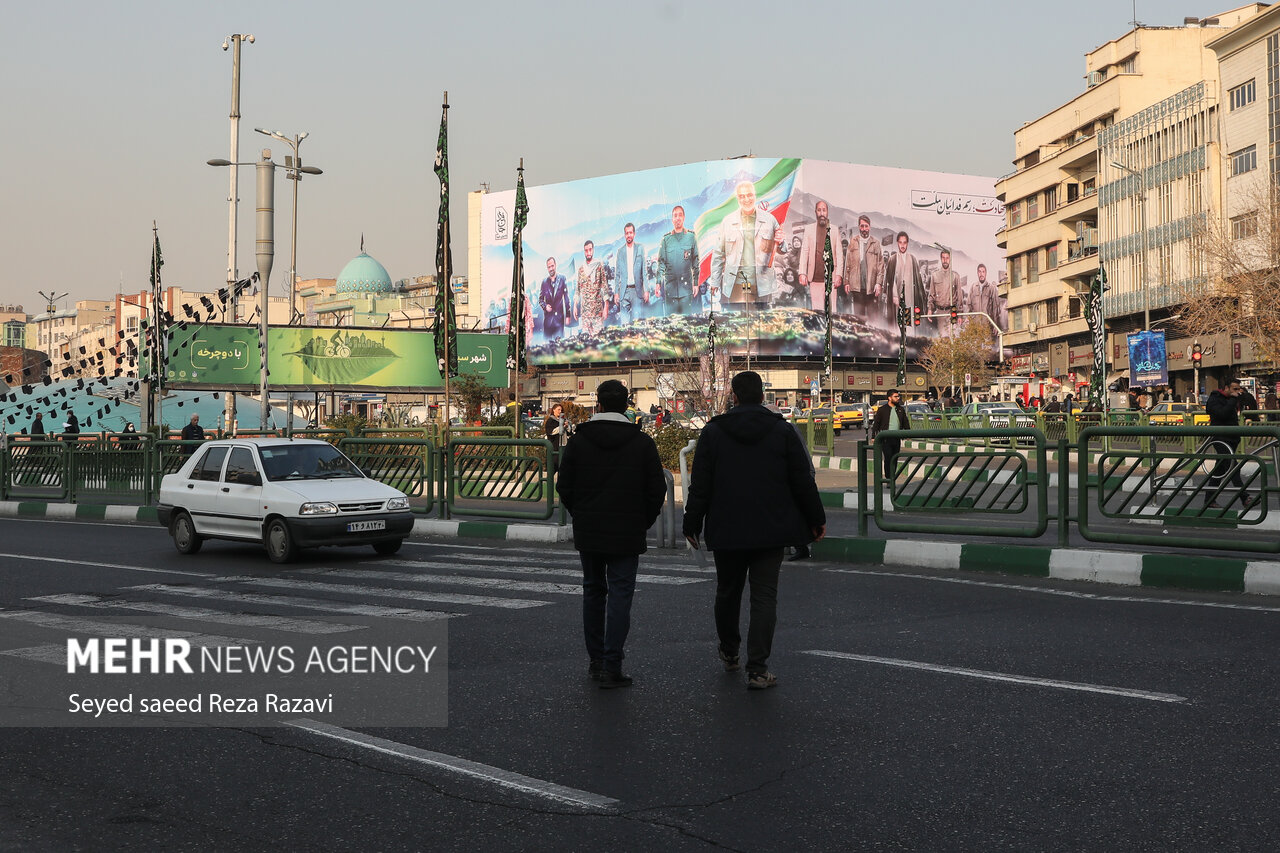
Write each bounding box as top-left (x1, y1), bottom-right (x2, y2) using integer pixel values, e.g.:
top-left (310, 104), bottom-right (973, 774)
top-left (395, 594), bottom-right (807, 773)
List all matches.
top-left (265, 518), bottom-right (297, 564)
top-left (172, 512), bottom-right (203, 555)
top-left (372, 539), bottom-right (403, 556)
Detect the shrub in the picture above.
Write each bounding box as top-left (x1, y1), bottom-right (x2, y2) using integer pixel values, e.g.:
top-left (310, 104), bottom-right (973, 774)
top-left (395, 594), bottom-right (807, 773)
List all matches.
top-left (653, 424), bottom-right (699, 471)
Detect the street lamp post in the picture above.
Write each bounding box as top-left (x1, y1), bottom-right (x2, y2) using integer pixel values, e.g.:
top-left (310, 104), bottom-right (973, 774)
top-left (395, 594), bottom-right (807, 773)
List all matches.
top-left (221, 33), bottom-right (253, 433)
top-left (1111, 160), bottom-right (1151, 331)
top-left (255, 128), bottom-right (322, 427)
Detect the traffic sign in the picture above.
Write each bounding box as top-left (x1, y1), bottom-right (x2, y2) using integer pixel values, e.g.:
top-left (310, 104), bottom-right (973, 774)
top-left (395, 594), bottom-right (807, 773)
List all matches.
top-left (810, 378), bottom-right (820, 397)
top-left (964, 373), bottom-right (972, 385)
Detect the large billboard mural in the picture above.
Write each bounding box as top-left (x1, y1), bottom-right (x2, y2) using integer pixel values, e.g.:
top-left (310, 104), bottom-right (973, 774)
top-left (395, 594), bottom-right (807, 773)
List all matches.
top-left (163, 326), bottom-right (505, 391)
top-left (479, 158), bottom-right (1006, 366)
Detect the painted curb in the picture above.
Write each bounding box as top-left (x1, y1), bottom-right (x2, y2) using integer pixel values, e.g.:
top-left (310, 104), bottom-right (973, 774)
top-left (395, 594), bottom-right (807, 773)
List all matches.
top-left (811, 535), bottom-right (1280, 596)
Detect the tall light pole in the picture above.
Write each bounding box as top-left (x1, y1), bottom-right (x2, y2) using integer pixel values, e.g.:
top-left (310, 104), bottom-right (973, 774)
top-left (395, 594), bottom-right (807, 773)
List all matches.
top-left (222, 32), bottom-right (253, 432)
top-left (1111, 160), bottom-right (1150, 331)
top-left (255, 128), bottom-right (322, 426)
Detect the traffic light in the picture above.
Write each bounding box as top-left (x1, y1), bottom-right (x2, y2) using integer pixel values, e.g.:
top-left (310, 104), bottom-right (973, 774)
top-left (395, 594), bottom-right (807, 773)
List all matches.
top-left (1191, 342), bottom-right (1202, 365)
top-left (950, 309), bottom-right (958, 324)
top-left (913, 306), bottom-right (922, 326)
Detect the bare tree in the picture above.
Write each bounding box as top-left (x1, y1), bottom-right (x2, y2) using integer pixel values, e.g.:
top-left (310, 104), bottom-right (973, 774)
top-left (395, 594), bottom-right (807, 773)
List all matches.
top-left (918, 321), bottom-right (996, 394)
top-left (1183, 178), bottom-right (1280, 368)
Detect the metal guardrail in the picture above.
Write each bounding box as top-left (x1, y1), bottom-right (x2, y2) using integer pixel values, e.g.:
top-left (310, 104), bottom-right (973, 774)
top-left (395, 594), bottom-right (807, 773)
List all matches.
top-left (864, 429), bottom-right (1048, 538)
top-left (1076, 425), bottom-right (1280, 553)
top-left (338, 437), bottom-right (436, 513)
top-left (446, 437), bottom-right (556, 520)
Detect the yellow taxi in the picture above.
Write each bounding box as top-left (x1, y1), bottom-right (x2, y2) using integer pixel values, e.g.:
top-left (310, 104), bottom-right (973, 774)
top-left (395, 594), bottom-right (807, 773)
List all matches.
top-left (832, 403), bottom-right (871, 430)
top-left (1147, 402), bottom-right (1209, 425)
top-left (792, 407), bottom-right (841, 434)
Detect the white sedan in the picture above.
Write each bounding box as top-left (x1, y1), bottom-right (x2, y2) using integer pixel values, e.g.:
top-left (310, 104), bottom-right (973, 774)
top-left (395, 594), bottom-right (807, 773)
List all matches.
top-left (157, 438), bottom-right (414, 564)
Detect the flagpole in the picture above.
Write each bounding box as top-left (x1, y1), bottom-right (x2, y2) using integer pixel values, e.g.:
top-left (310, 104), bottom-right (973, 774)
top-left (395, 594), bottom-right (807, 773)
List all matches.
top-left (513, 158), bottom-right (523, 440)
top-left (152, 221), bottom-right (163, 435)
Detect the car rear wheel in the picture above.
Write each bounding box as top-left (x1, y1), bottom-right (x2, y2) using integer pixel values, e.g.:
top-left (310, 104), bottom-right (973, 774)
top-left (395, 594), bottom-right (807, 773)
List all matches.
top-left (372, 539), bottom-right (403, 556)
top-left (172, 512), bottom-right (203, 555)
top-left (265, 518), bottom-right (297, 564)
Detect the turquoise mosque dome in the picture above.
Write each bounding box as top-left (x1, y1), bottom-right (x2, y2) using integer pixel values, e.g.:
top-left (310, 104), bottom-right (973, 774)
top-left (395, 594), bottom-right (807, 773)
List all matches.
top-left (335, 252), bottom-right (393, 295)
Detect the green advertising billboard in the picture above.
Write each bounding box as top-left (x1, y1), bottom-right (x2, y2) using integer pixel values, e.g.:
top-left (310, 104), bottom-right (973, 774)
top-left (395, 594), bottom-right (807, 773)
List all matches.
top-left (164, 325), bottom-right (505, 391)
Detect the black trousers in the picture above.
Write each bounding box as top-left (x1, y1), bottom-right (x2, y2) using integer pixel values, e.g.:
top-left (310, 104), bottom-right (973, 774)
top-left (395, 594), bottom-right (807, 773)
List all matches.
top-left (713, 548), bottom-right (784, 674)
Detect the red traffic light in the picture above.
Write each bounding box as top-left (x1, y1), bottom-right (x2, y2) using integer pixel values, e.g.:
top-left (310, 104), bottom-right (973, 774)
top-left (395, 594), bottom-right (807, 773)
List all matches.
top-left (912, 306), bottom-right (922, 326)
top-left (950, 309), bottom-right (958, 324)
top-left (1191, 342), bottom-right (1203, 364)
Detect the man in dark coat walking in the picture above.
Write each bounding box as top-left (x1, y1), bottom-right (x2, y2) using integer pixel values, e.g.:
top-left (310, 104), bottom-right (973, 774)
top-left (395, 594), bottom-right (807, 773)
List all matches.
top-left (683, 371), bottom-right (826, 690)
top-left (872, 389), bottom-right (910, 479)
top-left (556, 380), bottom-right (666, 688)
top-left (1205, 376), bottom-right (1258, 511)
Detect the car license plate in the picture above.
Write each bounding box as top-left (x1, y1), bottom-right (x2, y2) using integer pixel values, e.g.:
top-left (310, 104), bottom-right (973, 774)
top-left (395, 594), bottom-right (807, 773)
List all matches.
top-left (347, 520), bottom-right (386, 532)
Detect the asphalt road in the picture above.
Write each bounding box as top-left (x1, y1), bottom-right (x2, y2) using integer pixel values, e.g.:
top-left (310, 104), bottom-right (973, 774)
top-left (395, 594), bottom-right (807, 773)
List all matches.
top-left (1, 517), bottom-right (1279, 851)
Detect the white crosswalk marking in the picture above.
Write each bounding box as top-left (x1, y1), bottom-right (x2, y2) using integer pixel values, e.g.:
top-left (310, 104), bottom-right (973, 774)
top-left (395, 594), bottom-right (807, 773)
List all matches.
top-left (376, 559), bottom-right (707, 586)
top-left (27, 594), bottom-right (365, 635)
top-left (0, 609), bottom-right (256, 645)
top-left (126, 584), bottom-right (460, 622)
top-left (299, 568), bottom-right (581, 595)
top-left (209, 576), bottom-right (550, 609)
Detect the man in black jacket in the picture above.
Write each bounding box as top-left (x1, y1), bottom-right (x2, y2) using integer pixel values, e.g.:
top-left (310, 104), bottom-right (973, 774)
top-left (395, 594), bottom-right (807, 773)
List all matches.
top-left (872, 389), bottom-right (910, 479)
top-left (1205, 376), bottom-right (1258, 511)
top-left (556, 380), bottom-right (666, 688)
top-left (683, 371), bottom-right (826, 690)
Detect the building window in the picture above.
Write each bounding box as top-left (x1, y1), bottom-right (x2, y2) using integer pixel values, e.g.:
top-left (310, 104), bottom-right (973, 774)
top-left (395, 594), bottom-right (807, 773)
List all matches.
top-left (1045, 298), bottom-right (1059, 324)
top-left (1011, 309), bottom-right (1024, 331)
top-left (1009, 255), bottom-right (1022, 288)
top-left (1231, 212), bottom-right (1258, 240)
top-left (1045, 243), bottom-right (1058, 270)
top-left (1120, 57), bottom-right (1136, 74)
top-left (126, 316), bottom-right (139, 333)
top-left (1027, 194), bottom-right (1040, 221)
top-left (1068, 296), bottom-right (1083, 319)
top-left (1009, 201), bottom-right (1022, 227)
top-left (1231, 145), bottom-right (1258, 176)
top-left (1026, 250), bottom-right (1040, 284)
top-left (1230, 79), bottom-right (1257, 111)
top-left (1044, 185), bottom-right (1057, 213)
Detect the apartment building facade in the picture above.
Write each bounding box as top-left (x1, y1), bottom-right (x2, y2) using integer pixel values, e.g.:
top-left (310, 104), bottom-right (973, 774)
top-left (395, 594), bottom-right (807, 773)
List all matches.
top-left (995, 6), bottom-right (1262, 392)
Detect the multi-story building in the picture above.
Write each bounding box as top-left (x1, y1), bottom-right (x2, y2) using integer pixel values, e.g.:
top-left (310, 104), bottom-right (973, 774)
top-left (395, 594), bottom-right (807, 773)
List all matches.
top-left (995, 6), bottom-right (1263, 393)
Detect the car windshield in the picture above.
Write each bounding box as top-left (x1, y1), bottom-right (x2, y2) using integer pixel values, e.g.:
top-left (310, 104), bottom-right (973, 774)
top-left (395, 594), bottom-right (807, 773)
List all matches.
top-left (259, 444), bottom-right (363, 481)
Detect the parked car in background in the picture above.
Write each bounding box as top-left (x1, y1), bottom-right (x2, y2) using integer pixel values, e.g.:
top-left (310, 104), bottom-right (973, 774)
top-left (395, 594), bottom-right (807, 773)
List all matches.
top-left (793, 407), bottom-right (841, 435)
top-left (157, 438), bottom-right (414, 564)
top-left (957, 401), bottom-right (1036, 430)
top-left (1147, 402), bottom-right (1209, 425)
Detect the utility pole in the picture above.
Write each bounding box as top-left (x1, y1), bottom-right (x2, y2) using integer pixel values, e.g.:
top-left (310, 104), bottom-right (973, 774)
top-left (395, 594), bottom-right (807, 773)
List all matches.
top-left (222, 33), bottom-right (253, 434)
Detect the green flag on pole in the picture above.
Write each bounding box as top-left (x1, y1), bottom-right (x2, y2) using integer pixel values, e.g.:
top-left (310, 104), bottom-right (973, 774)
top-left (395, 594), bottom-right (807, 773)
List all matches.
top-left (823, 231), bottom-right (834, 385)
top-left (433, 101), bottom-right (458, 377)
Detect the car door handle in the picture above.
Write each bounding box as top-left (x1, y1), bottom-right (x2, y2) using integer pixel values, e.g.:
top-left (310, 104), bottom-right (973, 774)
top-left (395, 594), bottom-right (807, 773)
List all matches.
top-left (187, 484), bottom-right (194, 489)
top-left (221, 487), bottom-right (230, 492)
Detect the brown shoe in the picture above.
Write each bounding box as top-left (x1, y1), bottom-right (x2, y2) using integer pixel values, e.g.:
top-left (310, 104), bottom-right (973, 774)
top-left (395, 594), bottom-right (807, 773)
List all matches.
top-left (746, 671), bottom-right (778, 690)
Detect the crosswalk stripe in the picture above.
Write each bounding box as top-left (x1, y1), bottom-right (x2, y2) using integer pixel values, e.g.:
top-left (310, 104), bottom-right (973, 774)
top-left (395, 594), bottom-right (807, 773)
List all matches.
top-left (126, 584), bottom-right (461, 622)
top-left (300, 568), bottom-right (581, 595)
top-left (27, 594), bottom-right (365, 635)
top-left (376, 559), bottom-right (707, 586)
top-left (0, 609), bottom-right (256, 644)
top-left (208, 577), bottom-right (550, 609)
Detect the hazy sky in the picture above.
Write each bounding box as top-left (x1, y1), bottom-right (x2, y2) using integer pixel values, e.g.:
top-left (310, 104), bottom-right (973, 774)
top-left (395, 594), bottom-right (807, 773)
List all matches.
top-left (3, 0), bottom-right (1182, 311)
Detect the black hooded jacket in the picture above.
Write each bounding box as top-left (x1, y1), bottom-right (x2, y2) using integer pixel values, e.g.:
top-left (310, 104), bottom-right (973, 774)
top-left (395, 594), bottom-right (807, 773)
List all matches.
top-left (556, 416), bottom-right (666, 554)
top-left (683, 404), bottom-right (825, 551)
top-left (1206, 389), bottom-right (1241, 448)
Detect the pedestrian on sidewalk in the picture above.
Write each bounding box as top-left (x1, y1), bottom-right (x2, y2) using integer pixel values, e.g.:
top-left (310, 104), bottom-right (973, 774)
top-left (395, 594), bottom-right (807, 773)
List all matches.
top-left (180, 414), bottom-right (205, 455)
top-left (556, 380), bottom-right (666, 689)
top-left (683, 370), bottom-right (826, 690)
top-left (872, 389), bottom-right (910, 480)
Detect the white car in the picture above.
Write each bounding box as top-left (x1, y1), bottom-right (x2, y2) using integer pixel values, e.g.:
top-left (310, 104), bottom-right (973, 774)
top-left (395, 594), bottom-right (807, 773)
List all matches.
top-left (157, 438), bottom-right (414, 564)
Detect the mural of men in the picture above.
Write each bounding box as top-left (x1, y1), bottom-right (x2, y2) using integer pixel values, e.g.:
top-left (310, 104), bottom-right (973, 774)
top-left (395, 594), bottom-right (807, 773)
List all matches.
top-left (710, 181), bottom-right (778, 310)
top-left (927, 249), bottom-right (962, 320)
top-left (968, 263), bottom-right (1001, 326)
top-left (657, 205), bottom-right (700, 315)
top-left (797, 200), bottom-right (843, 312)
top-left (843, 214), bottom-right (885, 320)
top-left (613, 223), bottom-right (647, 325)
top-left (886, 231), bottom-right (925, 322)
top-left (540, 257), bottom-right (571, 340)
top-left (576, 240), bottom-right (608, 337)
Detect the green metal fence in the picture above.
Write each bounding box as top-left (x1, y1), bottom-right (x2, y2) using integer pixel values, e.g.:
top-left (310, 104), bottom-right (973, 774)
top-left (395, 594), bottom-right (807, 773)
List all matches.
top-left (446, 437), bottom-right (555, 520)
top-left (2, 440), bottom-right (69, 502)
top-left (863, 429), bottom-right (1048, 538)
top-left (337, 437), bottom-right (436, 512)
